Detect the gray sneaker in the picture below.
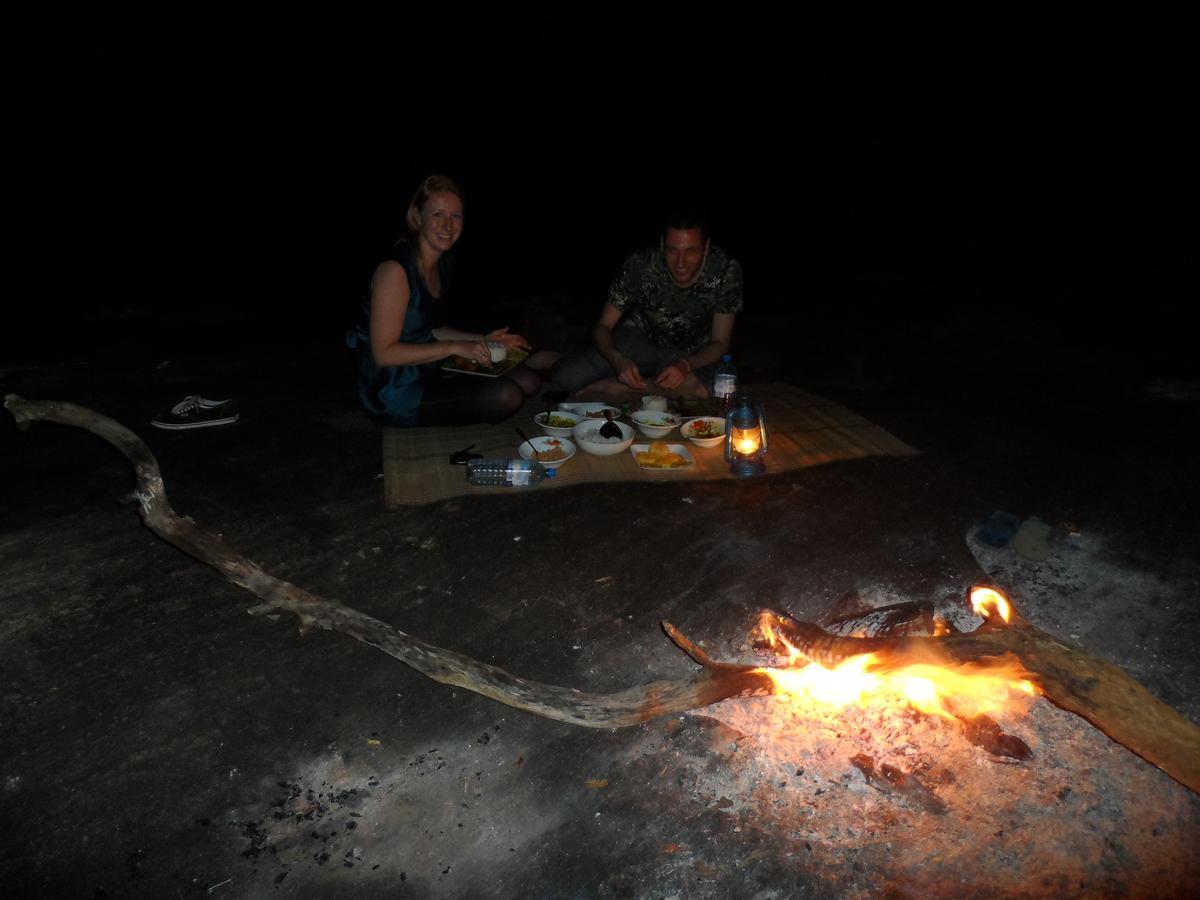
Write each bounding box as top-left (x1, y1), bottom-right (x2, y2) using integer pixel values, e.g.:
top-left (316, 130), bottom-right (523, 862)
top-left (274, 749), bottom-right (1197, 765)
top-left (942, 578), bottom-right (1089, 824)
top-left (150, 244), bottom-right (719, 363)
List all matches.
top-left (151, 396), bottom-right (240, 430)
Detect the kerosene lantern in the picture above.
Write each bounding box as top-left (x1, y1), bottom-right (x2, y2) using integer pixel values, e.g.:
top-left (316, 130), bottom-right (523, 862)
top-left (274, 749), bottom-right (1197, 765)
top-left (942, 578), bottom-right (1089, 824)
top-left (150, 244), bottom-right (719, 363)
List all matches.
top-left (723, 393), bottom-right (768, 476)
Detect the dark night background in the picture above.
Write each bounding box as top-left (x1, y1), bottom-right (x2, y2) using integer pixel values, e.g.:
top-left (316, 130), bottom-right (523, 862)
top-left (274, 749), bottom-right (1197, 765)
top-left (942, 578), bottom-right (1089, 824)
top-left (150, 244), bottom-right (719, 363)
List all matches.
top-left (5, 13), bottom-right (1200, 895)
top-left (8, 8), bottom-right (1192, 374)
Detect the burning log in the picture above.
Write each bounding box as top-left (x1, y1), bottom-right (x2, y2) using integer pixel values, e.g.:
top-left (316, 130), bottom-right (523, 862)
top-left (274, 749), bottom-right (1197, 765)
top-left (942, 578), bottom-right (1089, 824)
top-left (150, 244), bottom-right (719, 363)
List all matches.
top-left (818, 592), bottom-right (951, 637)
top-left (6, 395), bottom-right (1199, 797)
top-left (801, 599), bottom-right (1030, 759)
top-left (766, 593), bottom-right (1200, 796)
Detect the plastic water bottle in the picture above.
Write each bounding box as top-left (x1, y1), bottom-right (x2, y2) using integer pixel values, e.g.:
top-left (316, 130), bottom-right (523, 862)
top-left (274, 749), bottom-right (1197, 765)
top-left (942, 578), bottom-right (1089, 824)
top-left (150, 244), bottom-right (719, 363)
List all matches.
top-left (466, 458), bottom-right (556, 487)
top-left (714, 354), bottom-right (737, 411)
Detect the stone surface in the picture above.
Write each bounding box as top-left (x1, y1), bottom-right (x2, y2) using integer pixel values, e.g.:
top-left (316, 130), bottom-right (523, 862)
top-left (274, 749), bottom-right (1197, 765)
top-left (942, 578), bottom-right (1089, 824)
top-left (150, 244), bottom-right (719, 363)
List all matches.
top-left (3, 314), bottom-right (1199, 897)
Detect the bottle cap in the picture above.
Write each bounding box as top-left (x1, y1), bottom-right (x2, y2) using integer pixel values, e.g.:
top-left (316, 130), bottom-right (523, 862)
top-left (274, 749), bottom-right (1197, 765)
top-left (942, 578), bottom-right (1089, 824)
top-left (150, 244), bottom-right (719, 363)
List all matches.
top-left (545, 468), bottom-right (557, 479)
top-left (722, 354), bottom-right (732, 363)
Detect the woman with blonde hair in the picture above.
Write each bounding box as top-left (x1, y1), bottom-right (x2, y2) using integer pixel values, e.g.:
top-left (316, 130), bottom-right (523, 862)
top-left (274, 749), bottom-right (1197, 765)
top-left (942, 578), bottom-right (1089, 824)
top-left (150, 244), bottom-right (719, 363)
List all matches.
top-left (349, 175), bottom-right (543, 425)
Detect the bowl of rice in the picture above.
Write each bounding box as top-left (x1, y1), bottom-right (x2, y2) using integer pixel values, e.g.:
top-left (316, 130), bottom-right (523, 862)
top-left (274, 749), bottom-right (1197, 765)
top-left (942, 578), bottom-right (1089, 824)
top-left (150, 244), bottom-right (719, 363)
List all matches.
top-left (572, 418), bottom-right (635, 456)
top-left (517, 436), bottom-right (576, 469)
top-left (534, 409), bottom-right (584, 437)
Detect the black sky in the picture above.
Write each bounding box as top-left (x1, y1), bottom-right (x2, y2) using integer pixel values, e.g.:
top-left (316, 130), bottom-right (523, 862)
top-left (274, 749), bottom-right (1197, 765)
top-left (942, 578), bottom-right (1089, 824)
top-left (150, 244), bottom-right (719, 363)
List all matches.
top-left (11, 8), bottom-right (1192, 357)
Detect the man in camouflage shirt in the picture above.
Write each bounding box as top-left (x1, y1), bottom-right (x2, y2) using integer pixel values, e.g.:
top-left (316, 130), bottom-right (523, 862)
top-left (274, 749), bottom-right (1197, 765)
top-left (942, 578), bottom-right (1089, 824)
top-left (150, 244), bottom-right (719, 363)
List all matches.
top-left (549, 215), bottom-right (743, 399)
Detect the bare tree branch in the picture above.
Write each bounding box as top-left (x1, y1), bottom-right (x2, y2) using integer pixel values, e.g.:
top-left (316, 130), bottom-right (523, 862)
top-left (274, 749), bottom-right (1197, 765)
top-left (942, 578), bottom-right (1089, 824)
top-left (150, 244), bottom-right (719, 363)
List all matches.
top-left (4, 394), bottom-right (772, 728)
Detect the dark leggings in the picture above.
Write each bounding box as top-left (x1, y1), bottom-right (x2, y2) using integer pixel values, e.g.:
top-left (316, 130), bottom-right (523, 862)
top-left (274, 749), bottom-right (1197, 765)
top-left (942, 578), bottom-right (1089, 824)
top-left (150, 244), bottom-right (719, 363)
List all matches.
top-left (414, 365), bottom-right (542, 426)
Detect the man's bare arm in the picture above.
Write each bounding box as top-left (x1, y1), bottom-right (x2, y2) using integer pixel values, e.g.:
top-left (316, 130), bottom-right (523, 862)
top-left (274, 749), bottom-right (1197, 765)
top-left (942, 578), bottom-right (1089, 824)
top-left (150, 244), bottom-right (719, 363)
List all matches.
top-left (683, 312), bottom-right (736, 371)
top-left (592, 302), bottom-right (646, 389)
top-left (653, 312), bottom-right (737, 390)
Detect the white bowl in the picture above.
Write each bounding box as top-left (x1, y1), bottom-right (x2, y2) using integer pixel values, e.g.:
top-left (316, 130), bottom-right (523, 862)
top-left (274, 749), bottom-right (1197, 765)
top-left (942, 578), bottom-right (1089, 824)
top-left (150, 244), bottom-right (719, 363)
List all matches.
top-left (517, 436), bottom-right (576, 469)
top-left (572, 418), bottom-right (635, 456)
top-left (630, 410), bottom-right (681, 438)
top-left (534, 409), bottom-right (583, 437)
top-left (680, 416), bottom-right (726, 448)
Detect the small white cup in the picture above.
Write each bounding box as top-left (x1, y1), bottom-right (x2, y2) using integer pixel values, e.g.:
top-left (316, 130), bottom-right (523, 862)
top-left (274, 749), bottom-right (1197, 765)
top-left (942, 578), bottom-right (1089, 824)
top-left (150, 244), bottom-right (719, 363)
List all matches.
top-left (641, 394), bottom-right (668, 412)
top-left (487, 342), bottom-right (508, 364)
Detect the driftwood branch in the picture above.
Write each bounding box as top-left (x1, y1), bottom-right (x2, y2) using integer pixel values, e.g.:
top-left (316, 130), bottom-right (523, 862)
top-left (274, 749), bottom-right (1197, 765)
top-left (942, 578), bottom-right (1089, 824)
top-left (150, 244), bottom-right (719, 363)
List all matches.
top-left (7, 395), bottom-right (1199, 796)
top-left (4, 395), bottom-right (773, 728)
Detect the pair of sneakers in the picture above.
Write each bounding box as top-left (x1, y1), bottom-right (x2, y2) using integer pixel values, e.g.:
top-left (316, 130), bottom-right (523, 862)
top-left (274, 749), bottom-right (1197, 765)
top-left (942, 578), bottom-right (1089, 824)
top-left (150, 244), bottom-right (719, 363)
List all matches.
top-left (151, 395), bottom-right (240, 430)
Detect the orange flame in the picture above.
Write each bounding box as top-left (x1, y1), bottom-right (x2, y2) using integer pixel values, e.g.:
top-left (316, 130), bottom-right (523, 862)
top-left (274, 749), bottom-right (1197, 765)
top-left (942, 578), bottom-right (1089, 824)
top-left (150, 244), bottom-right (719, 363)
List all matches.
top-left (731, 426), bottom-right (761, 455)
top-left (756, 610), bottom-right (1038, 720)
top-left (970, 587), bottom-right (1012, 623)
top-left (758, 611), bottom-right (802, 663)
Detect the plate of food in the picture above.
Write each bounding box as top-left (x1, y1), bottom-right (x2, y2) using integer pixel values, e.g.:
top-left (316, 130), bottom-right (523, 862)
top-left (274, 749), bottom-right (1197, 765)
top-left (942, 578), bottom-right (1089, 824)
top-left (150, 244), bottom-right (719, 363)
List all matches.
top-left (679, 416), bottom-right (726, 448)
top-left (630, 441), bottom-right (695, 470)
top-left (442, 347), bottom-right (529, 377)
top-left (517, 436), bottom-right (576, 469)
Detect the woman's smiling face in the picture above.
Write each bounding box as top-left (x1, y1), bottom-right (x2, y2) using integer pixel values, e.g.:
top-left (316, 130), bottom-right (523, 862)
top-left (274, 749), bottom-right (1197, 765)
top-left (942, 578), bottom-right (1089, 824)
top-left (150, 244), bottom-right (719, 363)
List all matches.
top-left (416, 191), bottom-right (464, 253)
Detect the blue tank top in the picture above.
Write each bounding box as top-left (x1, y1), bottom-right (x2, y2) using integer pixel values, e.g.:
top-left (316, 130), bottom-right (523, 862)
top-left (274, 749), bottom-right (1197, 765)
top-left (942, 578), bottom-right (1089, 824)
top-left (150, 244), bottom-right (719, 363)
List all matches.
top-left (348, 245), bottom-right (449, 425)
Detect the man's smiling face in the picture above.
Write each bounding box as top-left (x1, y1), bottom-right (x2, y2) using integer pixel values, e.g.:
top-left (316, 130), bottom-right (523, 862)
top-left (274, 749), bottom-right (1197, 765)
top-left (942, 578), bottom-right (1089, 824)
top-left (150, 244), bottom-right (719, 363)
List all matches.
top-left (663, 227), bottom-right (708, 287)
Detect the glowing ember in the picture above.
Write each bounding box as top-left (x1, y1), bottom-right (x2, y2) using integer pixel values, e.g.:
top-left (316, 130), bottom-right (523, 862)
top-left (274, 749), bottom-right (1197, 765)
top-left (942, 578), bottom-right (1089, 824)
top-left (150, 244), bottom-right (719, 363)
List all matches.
top-left (755, 606), bottom-right (1039, 722)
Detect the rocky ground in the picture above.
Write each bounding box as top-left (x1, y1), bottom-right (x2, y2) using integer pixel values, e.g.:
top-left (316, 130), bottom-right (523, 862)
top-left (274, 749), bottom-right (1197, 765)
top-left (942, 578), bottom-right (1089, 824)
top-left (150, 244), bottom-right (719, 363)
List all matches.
top-left (2, 309), bottom-right (1198, 898)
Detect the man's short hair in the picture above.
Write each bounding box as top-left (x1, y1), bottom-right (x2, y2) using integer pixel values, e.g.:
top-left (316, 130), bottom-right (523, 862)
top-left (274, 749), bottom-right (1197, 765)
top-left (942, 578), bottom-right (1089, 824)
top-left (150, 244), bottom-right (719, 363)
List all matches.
top-left (663, 209), bottom-right (709, 243)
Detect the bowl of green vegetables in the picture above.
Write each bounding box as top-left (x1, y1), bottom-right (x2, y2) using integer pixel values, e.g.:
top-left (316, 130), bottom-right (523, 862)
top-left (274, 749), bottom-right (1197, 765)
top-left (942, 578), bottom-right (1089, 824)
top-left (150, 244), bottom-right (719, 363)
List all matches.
top-left (534, 409), bottom-right (584, 438)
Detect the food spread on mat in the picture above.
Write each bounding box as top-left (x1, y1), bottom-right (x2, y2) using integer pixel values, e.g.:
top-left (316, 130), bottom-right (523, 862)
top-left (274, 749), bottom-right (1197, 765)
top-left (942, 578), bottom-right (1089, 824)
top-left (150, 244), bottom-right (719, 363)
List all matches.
top-left (635, 441), bottom-right (691, 468)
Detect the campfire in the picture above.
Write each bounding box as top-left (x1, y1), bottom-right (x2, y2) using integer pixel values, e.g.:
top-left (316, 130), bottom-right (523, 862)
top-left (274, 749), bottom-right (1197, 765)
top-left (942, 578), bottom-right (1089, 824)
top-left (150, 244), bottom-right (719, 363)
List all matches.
top-left (670, 588), bottom-right (1049, 816)
top-left (754, 589), bottom-right (1038, 725)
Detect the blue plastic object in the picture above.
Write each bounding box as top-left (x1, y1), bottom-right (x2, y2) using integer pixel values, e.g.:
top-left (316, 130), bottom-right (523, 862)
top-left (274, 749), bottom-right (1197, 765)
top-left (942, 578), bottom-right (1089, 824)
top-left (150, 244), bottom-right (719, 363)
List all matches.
top-left (974, 510), bottom-right (1021, 547)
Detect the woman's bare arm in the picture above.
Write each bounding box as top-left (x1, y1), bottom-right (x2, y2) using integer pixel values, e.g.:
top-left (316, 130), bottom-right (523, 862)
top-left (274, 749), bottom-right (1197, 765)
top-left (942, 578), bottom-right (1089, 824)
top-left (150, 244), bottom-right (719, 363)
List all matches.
top-left (369, 262), bottom-right (489, 367)
top-left (431, 325), bottom-right (484, 342)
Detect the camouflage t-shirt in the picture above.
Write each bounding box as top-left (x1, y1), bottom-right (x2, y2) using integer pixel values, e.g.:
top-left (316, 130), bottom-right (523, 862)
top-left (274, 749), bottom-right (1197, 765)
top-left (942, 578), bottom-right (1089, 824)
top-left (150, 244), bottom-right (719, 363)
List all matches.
top-left (608, 245), bottom-right (744, 353)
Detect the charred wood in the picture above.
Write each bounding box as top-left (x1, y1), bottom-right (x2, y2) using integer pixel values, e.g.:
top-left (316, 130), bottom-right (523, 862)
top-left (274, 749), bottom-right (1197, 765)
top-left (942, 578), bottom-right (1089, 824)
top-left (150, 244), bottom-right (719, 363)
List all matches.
top-left (850, 754), bottom-right (947, 815)
top-left (955, 713), bottom-right (1033, 760)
